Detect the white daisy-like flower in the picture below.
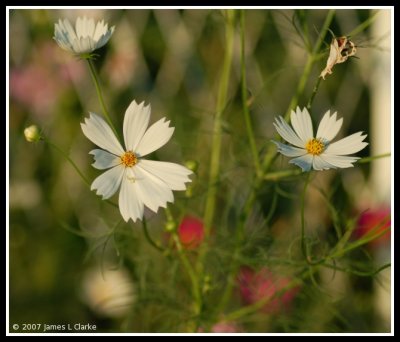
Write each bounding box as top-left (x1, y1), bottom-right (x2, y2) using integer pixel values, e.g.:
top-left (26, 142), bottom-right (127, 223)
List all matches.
top-left (54, 16), bottom-right (115, 56)
top-left (81, 100), bottom-right (192, 223)
top-left (272, 107), bottom-right (368, 172)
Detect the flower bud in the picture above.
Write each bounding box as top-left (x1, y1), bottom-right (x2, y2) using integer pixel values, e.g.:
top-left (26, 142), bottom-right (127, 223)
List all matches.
top-left (164, 220), bottom-right (177, 233)
top-left (185, 160), bottom-right (198, 173)
top-left (24, 125), bottom-right (41, 142)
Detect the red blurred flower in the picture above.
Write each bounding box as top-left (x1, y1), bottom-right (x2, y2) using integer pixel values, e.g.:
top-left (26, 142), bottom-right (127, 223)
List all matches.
top-left (238, 267), bottom-right (299, 313)
top-left (178, 216), bottom-right (204, 249)
top-left (353, 207), bottom-right (391, 248)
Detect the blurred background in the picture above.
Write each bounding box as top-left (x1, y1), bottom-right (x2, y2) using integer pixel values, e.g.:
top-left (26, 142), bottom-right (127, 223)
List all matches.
top-left (8, 8), bottom-right (391, 333)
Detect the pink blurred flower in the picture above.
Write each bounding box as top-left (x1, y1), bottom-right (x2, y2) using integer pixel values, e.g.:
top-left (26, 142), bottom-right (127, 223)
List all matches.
top-left (10, 64), bottom-right (61, 117)
top-left (210, 321), bottom-right (241, 333)
top-left (198, 321), bottom-right (241, 333)
top-left (353, 207), bottom-right (391, 248)
top-left (238, 267), bottom-right (299, 313)
top-left (178, 216), bottom-right (204, 249)
top-left (10, 42), bottom-right (84, 119)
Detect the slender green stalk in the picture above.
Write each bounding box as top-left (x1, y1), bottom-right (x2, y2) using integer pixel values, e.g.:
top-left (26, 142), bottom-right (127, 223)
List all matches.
top-left (330, 226), bottom-right (390, 259)
top-left (196, 10), bottom-right (236, 312)
top-left (240, 10), bottom-right (261, 178)
top-left (43, 137), bottom-right (119, 208)
top-left (322, 262), bottom-right (391, 277)
top-left (142, 217), bottom-right (164, 252)
top-left (196, 10), bottom-right (235, 308)
top-left (300, 172), bottom-right (311, 260)
top-left (171, 233), bottom-right (201, 325)
top-left (215, 187), bottom-right (257, 314)
top-left (264, 168), bottom-right (303, 181)
top-left (86, 59), bottom-right (120, 140)
top-left (307, 76), bottom-right (322, 110)
top-left (164, 207), bottom-right (200, 330)
top-left (203, 10), bottom-right (236, 236)
top-left (358, 152), bottom-right (391, 163)
top-left (43, 137), bottom-right (90, 186)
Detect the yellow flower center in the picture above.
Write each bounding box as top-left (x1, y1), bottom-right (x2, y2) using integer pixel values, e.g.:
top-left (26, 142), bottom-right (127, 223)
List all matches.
top-left (305, 138), bottom-right (325, 156)
top-left (120, 151), bottom-right (138, 167)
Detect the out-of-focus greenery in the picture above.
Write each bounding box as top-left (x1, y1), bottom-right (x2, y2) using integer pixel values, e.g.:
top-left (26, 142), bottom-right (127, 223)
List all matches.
top-left (9, 9), bottom-right (391, 333)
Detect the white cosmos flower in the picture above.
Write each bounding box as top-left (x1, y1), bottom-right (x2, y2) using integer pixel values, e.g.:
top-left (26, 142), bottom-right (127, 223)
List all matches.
top-left (81, 100), bottom-right (192, 223)
top-left (272, 107), bottom-right (368, 172)
top-left (54, 16), bottom-right (114, 56)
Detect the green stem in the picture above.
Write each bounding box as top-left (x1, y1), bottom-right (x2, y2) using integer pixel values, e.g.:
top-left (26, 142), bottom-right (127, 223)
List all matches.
top-left (86, 59), bottom-right (120, 140)
top-left (142, 217), bottom-right (164, 252)
top-left (330, 226), bottom-right (390, 259)
top-left (358, 152), bottom-right (391, 163)
top-left (264, 168), bottom-right (303, 181)
top-left (307, 76), bottom-right (322, 111)
top-left (171, 233), bottom-right (201, 325)
top-left (301, 172), bottom-right (311, 261)
top-left (322, 262), bottom-right (391, 277)
top-left (44, 137), bottom-right (119, 208)
top-left (215, 186), bottom-right (257, 314)
top-left (164, 207), bottom-right (200, 330)
top-left (194, 12), bottom-right (240, 324)
top-left (43, 137), bottom-right (90, 186)
top-left (240, 10), bottom-right (261, 178)
top-left (196, 10), bottom-right (236, 313)
top-left (203, 9), bottom-right (235, 236)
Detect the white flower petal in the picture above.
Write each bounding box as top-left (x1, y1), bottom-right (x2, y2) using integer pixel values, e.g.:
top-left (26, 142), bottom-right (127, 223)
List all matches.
top-left (76, 16), bottom-right (95, 39)
top-left (316, 110), bottom-right (343, 141)
top-left (138, 160), bottom-right (192, 191)
top-left (60, 18), bottom-right (78, 41)
top-left (312, 155), bottom-right (335, 171)
top-left (133, 166), bottom-right (174, 213)
top-left (54, 19), bottom-right (77, 53)
top-left (320, 154), bottom-right (360, 168)
top-left (123, 100), bottom-right (151, 152)
top-left (91, 165), bottom-right (124, 199)
top-left (272, 140), bottom-right (307, 157)
top-left (325, 132), bottom-right (368, 155)
top-left (54, 17), bottom-right (114, 55)
top-left (273, 116), bottom-right (304, 148)
top-left (89, 149), bottom-right (121, 170)
top-left (289, 154), bottom-right (313, 172)
top-left (81, 113), bottom-right (124, 156)
top-left (118, 170), bottom-right (144, 222)
top-left (95, 29), bottom-right (114, 50)
top-left (93, 20), bottom-right (107, 41)
top-left (73, 36), bottom-right (94, 54)
top-left (136, 118), bottom-right (175, 157)
top-left (290, 107), bottom-right (313, 143)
